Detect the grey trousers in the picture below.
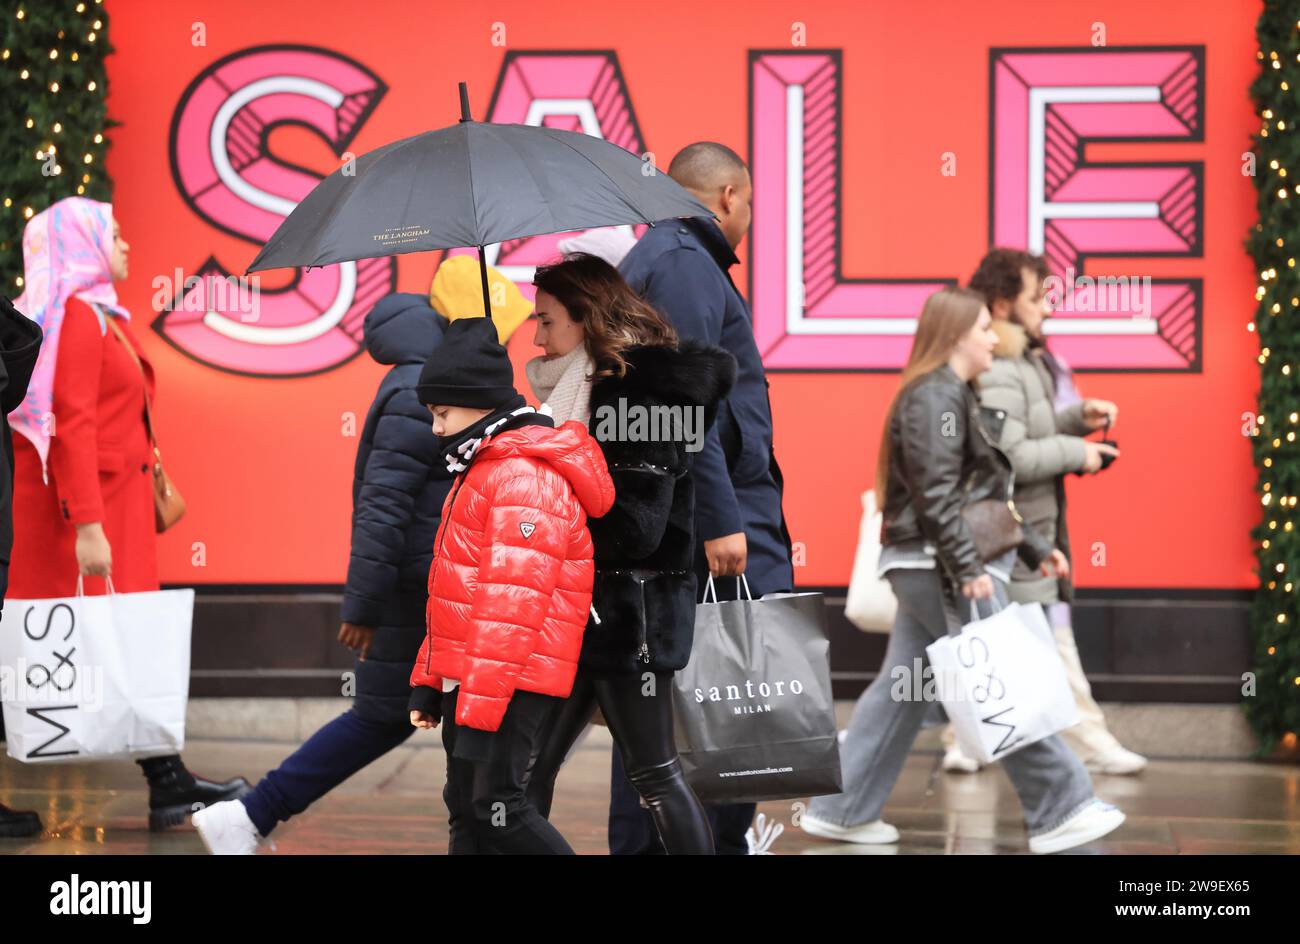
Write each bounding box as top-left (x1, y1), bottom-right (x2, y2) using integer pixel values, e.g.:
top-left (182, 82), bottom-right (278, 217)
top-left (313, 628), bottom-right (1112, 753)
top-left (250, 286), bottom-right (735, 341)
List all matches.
top-left (808, 567), bottom-right (1096, 837)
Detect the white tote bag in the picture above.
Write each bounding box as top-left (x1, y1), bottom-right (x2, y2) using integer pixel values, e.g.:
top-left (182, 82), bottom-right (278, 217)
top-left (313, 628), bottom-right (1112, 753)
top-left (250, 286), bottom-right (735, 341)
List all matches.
top-left (0, 581), bottom-right (193, 764)
top-left (924, 600), bottom-right (1078, 764)
top-left (844, 490), bottom-right (897, 633)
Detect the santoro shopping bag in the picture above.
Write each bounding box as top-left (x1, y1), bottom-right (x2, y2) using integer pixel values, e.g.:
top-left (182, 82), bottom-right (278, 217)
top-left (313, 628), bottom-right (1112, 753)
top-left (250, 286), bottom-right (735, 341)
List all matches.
top-left (673, 577), bottom-right (842, 803)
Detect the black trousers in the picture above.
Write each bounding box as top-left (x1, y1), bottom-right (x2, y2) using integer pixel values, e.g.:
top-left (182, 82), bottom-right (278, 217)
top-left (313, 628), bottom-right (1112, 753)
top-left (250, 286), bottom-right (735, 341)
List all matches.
top-left (527, 669), bottom-right (714, 855)
top-left (609, 749), bottom-right (756, 855)
top-left (609, 565), bottom-right (771, 857)
top-left (441, 686), bottom-right (573, 855)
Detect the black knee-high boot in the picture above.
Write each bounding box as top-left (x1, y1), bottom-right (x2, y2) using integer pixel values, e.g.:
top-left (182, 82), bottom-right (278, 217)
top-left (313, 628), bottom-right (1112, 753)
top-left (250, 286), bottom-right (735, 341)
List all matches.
top-left (597, 674), bottom-right (714, 854)
top-left (622, 754), bottom-right (715, 854)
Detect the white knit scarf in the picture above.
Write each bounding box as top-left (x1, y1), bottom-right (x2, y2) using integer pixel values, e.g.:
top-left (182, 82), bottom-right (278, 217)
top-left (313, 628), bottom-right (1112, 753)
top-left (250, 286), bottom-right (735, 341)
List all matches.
top-left (525, 345), bottom-right (594, 426)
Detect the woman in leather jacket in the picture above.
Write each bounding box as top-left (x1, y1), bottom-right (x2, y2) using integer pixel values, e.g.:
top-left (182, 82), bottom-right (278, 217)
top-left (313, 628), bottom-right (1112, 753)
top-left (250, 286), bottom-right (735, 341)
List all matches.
top-left (801, 287), bottom-right (1126, 855)
top-left (520, 254), bottom-right (737, 854)
top-left (877, 336), bottom-right (1063, 597)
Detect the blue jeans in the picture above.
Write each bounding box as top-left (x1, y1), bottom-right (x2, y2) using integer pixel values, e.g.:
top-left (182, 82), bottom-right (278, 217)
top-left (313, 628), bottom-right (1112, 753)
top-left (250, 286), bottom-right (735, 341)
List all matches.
top-left (808, 568), bottom-right (1096, 837)
top-left (240, 707), bottom-right (415, 837)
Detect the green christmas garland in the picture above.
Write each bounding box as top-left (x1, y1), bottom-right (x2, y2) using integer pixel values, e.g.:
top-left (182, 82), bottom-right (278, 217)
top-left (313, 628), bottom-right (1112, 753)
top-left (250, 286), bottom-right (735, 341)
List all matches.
top-left (1, 0), bottom-right (114, 293)
top-left (1246, 2), bottom-right (1300, 756)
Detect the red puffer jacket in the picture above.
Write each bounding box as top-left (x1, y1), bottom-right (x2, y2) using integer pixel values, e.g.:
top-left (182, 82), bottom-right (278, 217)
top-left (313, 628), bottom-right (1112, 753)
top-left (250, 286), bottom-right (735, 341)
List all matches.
top-left (411, 420), bottom-right (615, 732)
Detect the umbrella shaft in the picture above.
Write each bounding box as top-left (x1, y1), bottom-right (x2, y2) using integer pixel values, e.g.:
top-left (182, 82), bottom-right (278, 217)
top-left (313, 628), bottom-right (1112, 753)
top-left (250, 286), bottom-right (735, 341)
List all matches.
top-left (478, 245), bottom-right (493, 321)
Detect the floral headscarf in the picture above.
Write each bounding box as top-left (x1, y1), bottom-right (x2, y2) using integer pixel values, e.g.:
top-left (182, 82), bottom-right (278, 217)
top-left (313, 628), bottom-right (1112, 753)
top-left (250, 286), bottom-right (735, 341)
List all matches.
top-left (7, 197), bottom-right (130, 469)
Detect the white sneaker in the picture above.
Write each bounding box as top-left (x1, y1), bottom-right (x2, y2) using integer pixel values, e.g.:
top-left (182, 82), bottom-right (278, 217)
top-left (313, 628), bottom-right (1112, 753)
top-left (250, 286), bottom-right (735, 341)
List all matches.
top-left (800, 811), bottom-right (899, 845)
top-left (192, 799), bottom-right (263, 855)
top-left (1085, 746), bottom-right (1148, 776)
top-left (1028, 800), bottom-right (1125, 854)
top-left (942, 746), bottom-right (983, 773)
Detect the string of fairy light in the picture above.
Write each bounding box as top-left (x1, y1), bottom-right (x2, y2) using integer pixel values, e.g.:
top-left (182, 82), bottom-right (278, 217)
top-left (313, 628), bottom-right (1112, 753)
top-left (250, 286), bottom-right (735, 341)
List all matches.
top-left (3, 0), bottom-right (108, 291)
top-left (1248, 15), bottom-right (1300, 751)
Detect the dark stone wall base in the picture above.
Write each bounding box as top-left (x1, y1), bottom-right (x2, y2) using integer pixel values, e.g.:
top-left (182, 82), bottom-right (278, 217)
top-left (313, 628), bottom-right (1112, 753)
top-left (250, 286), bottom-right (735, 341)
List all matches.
top-left (180, 585), bottom-right (1251, 703)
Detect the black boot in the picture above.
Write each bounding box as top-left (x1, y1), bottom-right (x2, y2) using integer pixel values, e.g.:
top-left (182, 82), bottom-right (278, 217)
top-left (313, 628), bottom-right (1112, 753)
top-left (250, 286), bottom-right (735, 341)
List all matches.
top-left (0, 801), bottom-right (43, 839)
top-left (137, 755), bottom-right (252, 832)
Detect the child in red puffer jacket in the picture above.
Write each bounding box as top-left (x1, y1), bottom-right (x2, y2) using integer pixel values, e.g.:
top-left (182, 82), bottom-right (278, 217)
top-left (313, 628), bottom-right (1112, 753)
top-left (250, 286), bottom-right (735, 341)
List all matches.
top-left (408, 316), bottom-right (613, 854)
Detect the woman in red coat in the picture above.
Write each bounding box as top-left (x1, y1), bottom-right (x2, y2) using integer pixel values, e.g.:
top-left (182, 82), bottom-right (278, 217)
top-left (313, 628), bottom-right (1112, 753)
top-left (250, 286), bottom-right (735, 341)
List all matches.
top-left (5, 197), bottom-right (248, 831)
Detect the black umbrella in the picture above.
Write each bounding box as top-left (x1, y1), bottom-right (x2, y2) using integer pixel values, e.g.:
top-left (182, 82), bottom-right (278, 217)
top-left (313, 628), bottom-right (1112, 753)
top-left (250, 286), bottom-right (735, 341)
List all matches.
top-left (247, 82), bottom-right (713, 320)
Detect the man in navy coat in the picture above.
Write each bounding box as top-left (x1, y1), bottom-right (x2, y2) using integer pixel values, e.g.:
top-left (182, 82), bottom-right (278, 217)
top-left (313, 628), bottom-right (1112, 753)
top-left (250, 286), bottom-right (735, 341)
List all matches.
top-left (614, 142), bottom-right (795, 854)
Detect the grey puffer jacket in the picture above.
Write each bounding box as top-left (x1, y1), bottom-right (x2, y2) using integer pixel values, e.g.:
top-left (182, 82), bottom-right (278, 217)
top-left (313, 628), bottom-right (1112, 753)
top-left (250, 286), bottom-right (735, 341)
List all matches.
top-left (977, 320), bottom-right (1092, 603)
top-left (880, 364), bottom-right (1052, 587)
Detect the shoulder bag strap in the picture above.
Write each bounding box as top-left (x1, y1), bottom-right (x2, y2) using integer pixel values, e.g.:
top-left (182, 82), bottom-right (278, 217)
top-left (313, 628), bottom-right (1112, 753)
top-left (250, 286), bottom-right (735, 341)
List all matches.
top-left (98, 306), bottom-right (159, 453)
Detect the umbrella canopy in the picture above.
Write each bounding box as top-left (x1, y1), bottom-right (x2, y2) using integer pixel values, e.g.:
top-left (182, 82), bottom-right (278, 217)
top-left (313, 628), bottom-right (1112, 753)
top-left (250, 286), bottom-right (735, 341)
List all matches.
top-left (247, 85), bottom-right (714, 320)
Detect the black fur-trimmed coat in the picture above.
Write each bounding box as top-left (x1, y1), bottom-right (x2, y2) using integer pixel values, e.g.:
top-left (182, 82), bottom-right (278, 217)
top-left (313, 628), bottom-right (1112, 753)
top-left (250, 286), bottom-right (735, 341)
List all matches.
top-left (581, 340), bottom-right (736, 675)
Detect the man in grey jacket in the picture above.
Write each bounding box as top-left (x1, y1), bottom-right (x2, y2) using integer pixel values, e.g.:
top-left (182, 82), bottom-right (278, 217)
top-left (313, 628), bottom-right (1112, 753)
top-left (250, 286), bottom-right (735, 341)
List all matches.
top-left (960, 248), bottom-right (1147, 776)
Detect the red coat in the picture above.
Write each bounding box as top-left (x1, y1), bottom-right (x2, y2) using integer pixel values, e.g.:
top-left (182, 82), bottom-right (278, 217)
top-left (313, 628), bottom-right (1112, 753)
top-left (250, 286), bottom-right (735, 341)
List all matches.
top-left (9, 297), bottom-right (159, 598)
top-left (411, 420), bottom-right (615, 732)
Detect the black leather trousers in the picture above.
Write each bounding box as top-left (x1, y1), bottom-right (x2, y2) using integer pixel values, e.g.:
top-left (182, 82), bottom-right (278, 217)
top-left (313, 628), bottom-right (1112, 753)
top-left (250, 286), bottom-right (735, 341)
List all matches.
top-left (528, 668), bottom-right (714, 854)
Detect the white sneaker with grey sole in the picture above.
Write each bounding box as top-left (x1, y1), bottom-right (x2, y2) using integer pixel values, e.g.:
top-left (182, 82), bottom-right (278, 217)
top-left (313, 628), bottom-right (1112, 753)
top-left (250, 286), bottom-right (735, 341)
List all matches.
top-left (800, 812), bottom-right (900, 845)
top-left (1028, 800), bottom-right (1125, 854)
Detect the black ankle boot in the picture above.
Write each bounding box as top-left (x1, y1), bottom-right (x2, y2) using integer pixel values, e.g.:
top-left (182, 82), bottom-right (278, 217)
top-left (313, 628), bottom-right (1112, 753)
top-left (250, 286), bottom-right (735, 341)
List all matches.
top-left (0, 802), bottom-right (43, 839)
top-left (137, 755), bottom-right (252, 832)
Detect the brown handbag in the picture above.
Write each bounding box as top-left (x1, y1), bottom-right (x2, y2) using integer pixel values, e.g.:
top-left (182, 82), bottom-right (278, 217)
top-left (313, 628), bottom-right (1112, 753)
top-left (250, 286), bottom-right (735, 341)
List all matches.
top-left (102, 311), bottom-right (187, 533)
top-left (961, 497), bottom-right (1024, 562)
top-left (959, 400), bottom-right (1025, 562)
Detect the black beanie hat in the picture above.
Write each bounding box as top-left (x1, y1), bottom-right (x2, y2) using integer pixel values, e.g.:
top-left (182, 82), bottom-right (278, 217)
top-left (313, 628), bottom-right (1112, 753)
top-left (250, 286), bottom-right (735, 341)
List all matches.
top-left (416, 316), bottom-right (519, 408)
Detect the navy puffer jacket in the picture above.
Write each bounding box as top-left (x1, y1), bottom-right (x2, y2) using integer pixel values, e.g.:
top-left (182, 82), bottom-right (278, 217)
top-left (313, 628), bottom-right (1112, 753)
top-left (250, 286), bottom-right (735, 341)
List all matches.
top-left (341, 293), bottom-right (453, 723)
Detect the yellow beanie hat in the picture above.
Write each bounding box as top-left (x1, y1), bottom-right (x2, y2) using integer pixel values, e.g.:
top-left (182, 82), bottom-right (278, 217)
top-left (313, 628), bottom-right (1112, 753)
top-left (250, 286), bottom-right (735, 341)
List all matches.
top-left (429, 255), bottom-right (533, 343)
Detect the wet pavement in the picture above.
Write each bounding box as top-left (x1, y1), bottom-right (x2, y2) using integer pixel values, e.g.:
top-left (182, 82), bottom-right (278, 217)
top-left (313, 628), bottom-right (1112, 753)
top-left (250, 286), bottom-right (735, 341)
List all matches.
top-left (2, 729), bottom-right (1298, 854)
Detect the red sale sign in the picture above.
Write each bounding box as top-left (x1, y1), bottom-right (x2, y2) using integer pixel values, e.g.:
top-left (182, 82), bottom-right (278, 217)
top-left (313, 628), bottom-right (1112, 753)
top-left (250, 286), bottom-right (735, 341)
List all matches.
top-left (102, 0), bottom-right (1258, 589)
